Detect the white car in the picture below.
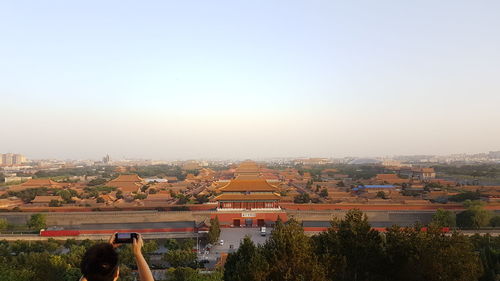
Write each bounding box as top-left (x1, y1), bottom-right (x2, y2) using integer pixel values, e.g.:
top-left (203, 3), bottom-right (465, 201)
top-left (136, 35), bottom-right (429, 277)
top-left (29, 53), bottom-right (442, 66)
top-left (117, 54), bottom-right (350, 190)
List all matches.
top-left (219, 239), bottom-right (224, 246)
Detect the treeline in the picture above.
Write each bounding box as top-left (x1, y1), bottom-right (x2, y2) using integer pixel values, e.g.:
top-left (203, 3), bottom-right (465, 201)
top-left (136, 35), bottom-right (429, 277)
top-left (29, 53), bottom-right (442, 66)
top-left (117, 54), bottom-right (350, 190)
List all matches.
top-left (33, 166), bottom-right (116, 179)
top-left (433, 164), bottom-right (500, 179)
top-left (0, 238), bottom-right (160, 281)
top-left (133, 165), bottom-right (196, 180)
top-left (225, 210), bottom-right (499, 281)
top-left (0, 237), bottom-right (222, 281)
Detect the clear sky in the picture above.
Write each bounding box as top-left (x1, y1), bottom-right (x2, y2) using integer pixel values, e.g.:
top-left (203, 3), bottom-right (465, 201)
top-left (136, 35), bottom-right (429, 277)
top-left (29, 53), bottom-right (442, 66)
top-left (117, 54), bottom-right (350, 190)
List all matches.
top-left (1, 1), bottom-right (499, 160)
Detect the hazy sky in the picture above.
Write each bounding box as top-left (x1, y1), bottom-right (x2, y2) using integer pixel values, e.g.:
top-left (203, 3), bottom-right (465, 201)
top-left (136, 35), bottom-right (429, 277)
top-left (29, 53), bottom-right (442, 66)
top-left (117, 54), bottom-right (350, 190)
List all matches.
top-left (1, 1), bottom-right (499, 160)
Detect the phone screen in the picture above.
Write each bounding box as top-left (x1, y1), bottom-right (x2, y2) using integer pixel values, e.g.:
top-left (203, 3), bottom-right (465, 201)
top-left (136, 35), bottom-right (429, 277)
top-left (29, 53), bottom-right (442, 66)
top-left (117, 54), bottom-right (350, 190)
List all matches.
top-left (117, 233), bottom-right (131, 239)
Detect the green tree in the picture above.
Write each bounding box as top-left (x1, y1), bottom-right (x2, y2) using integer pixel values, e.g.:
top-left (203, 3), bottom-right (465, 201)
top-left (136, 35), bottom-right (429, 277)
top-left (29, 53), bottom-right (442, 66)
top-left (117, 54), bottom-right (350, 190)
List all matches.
top-left (294, 193), bottom-right (311, 203)
top-left (0, 218), bottom-right (8, 231)
top-left (432, 208), bottom-right (456, 227)
top-left (457, 201), bottom-right (491, 228)
top-left (27, 214), bottom-right (47, 230)
top-left (313, 209), bottom-right (385, 281)
top-left (208, 216), bottom-right (221, 244)
top-left (115, 189), bottom-right (124, 199)
top-left (264, 218), bottom-right (326, 281)
top-left (134, 193), bottom-right (147, 200)
top-left (489, 216), bottom-right (500, 227)
top-left (87, 178), bottom-right (107, 186)
top-left (320, 188), bottom-right (329, 198)
top-left (164, 248), bottom-right (197, 267)
top-left (56, 189), bottom-right (74, 203)
top-left (385, 225), bottom-right (483, 281)
top-left (49, 200), bottom-right (62, 207)
top-left (224, 236), bottom-right (269, 281)
top-left (165, 267), bottom-right (223, 281)
top-left (376, 191), bottom-right (387, 199)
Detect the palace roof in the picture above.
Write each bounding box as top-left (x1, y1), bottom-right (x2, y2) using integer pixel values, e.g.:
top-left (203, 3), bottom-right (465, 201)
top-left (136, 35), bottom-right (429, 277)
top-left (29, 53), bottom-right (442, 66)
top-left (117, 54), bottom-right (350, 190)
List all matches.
top-left (106, 174), bottom-right (143, 192)
top-left (215, 193), bottom-right (281, 201)
top-left (218, 179), bottom-right (278, 192)
top-left (108, 174), bottom-right (143, 183)
top-left (20, 179), bottom-right (63, 188)
top-left (32, 195), bottom-right (63, 203)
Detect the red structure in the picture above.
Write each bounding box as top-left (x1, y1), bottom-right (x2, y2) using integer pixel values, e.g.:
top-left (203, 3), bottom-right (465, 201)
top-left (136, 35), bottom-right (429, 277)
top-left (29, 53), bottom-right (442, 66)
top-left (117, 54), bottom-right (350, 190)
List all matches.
top-left (215, 178), bottom-right (281, 210)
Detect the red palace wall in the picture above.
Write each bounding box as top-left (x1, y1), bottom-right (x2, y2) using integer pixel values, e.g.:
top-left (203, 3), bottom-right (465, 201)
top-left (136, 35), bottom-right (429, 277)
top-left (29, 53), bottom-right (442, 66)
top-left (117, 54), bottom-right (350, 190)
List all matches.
top-left (40, 227), bottom-right (196, 237)
top-left (281, 203), bottom-right (477, 211)
top-left (211, 212), bottom-right (288, 227)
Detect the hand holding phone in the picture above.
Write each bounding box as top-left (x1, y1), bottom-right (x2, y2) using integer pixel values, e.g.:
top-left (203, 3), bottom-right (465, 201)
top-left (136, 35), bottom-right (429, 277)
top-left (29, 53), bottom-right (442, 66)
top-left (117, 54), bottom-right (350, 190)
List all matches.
top-left (114, 232), bottom-right (139, 244)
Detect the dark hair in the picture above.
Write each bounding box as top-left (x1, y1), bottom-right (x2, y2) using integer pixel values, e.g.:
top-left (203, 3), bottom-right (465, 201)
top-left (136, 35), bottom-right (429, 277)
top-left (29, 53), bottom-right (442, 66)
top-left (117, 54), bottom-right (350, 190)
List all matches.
top-left (81, 243), bottom-right (119, 281)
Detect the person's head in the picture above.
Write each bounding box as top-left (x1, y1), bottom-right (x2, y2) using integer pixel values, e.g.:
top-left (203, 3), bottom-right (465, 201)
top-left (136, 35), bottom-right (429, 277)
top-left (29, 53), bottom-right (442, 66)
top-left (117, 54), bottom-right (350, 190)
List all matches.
top-left (81, 243), bottom-right (119, 281)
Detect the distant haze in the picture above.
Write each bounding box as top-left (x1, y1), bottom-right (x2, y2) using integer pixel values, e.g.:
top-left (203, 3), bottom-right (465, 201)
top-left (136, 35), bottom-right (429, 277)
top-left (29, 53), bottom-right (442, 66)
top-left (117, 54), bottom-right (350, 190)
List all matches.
top-left (1, 1), bottom-right (499, 160)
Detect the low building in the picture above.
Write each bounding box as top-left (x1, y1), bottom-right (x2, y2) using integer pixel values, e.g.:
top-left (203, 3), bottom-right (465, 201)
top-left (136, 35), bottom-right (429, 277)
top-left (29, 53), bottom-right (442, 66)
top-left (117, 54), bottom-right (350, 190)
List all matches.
top-left (215, 176), bottom-right (281, 210)
top-left (355, 185), bottom-right (396, 193)
top-left (31, 195), bottom-right (63, 206)
top-left (107, 174), bottom-right (144, 193)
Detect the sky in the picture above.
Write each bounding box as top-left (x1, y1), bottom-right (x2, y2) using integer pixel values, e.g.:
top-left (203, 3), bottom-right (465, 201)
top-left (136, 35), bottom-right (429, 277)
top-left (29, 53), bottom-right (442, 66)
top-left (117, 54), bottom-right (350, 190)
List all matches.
top-left (1, 0), bottom-right (499, 160)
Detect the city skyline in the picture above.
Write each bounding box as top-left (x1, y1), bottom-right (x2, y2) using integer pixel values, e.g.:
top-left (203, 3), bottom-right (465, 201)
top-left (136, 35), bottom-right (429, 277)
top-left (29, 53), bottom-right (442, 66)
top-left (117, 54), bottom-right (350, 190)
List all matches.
top-left (1, 1), bottom-right (500, 159)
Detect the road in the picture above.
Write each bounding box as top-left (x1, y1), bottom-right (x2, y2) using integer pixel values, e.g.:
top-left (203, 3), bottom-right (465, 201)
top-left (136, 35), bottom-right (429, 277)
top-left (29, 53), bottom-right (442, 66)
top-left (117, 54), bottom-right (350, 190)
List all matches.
top-left (200, 227), bottom-right (271, 268)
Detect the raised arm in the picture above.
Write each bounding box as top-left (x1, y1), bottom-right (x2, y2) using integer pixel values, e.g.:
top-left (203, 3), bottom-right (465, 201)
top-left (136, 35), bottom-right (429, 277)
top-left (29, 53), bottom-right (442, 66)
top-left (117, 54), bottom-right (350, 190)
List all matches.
top-left (133, 234), bottom-right (155, 281)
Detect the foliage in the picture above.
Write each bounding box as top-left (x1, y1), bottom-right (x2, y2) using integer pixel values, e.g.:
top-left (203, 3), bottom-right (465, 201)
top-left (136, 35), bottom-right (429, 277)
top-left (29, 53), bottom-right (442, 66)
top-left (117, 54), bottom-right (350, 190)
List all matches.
top-left (294, 193), bottom-right (311, 203)
top-left (434, 164), bottom-right (500, 179)
top-left (134, 193), bottom-right (147, 200)
top-left (489, 216), bottom-right (500, 227)
top-left (313, 209), bottom-right (385, 281)
top-left (87, 178), bottom-right (108, 186)
top-left (164, 239), bottom-right (198, 268)
top-left (457, 201), bottom-right (491, 228)
top-left (208, 216), bottom-right (221, 244)
top-left (376, 191), bottom-right (387, 199)
top-left (195, 194), bottom-right (209, 204)
top-left (384, 225), bottom-right (483, 281)
top-left (84, 186), bottom-right (117, 194)
top-left (49, 199), bottom-right (62, 207)
top-left (224, 236), bottom-right (269, 281)
top-left (132, 165), bottom-right (188, 180)
top-left (449, 191), bottom-right (481, 202)
top-left (8, 187), bottom-right (58, 203)
top-left (432, 208), bottom-right (456, 227)
top-left (0, 218), bottom-right (8, 231)
top-left (115, 189), bottom-right (124, 199)
top-left (56, 189), bottom-right (77, 203)
top-left (165, 267), bottom-right (223, 281)
top-left (27, 213), bottom-right (47, 230)
top-left (177, 194), bottom-right (190, 204)
top-left (319, 188), bottom-right (329, 198)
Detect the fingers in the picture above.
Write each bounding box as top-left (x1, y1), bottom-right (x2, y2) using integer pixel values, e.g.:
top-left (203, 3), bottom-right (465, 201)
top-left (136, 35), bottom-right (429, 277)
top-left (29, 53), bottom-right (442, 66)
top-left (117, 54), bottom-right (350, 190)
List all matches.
top-left (109, 232), bottom-right (117, 244)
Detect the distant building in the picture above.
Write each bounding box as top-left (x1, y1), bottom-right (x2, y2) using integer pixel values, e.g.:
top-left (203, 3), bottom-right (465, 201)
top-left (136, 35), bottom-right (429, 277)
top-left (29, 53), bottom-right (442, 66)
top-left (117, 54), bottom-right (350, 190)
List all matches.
top-left (0, 153), bottom-right (26, 166)
top-left (107, 174), bottom-right (144, 193)
top-left (215, 175), bottom-right (281, 211)
top-left (102, 154), bottom-right (111, 164)
top-left (4, 176), bottom-right (32, 183)
top-left (411, 168), bottom-right (436, 180)
top-left (31, 195), bottom-right (63, 206)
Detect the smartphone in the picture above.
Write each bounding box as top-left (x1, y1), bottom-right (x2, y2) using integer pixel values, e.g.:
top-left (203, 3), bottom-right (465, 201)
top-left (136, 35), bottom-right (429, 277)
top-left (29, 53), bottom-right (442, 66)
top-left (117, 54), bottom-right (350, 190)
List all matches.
top-left (114, 232), bottom-right (138, 244)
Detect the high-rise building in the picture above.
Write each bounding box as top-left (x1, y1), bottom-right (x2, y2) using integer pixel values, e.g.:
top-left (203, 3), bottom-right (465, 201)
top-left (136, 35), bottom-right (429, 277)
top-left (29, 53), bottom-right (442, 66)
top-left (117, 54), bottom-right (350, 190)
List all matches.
top-left (2, 153), bottom-right (14, 165)
top-left (102, 154), bottom-right (110, 164)
top-left (13, 154), bottom-right (26, 164)
top-left (0, 153), bottom-right (26, 165)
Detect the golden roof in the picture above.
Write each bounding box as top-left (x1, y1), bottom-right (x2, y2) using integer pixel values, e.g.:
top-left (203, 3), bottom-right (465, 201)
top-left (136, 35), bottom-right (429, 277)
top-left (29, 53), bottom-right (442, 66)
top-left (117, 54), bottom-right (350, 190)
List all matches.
top-left (215, 193), bottom-right (281, 201)
top-left (218, 179), bottom-right (278, 192)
